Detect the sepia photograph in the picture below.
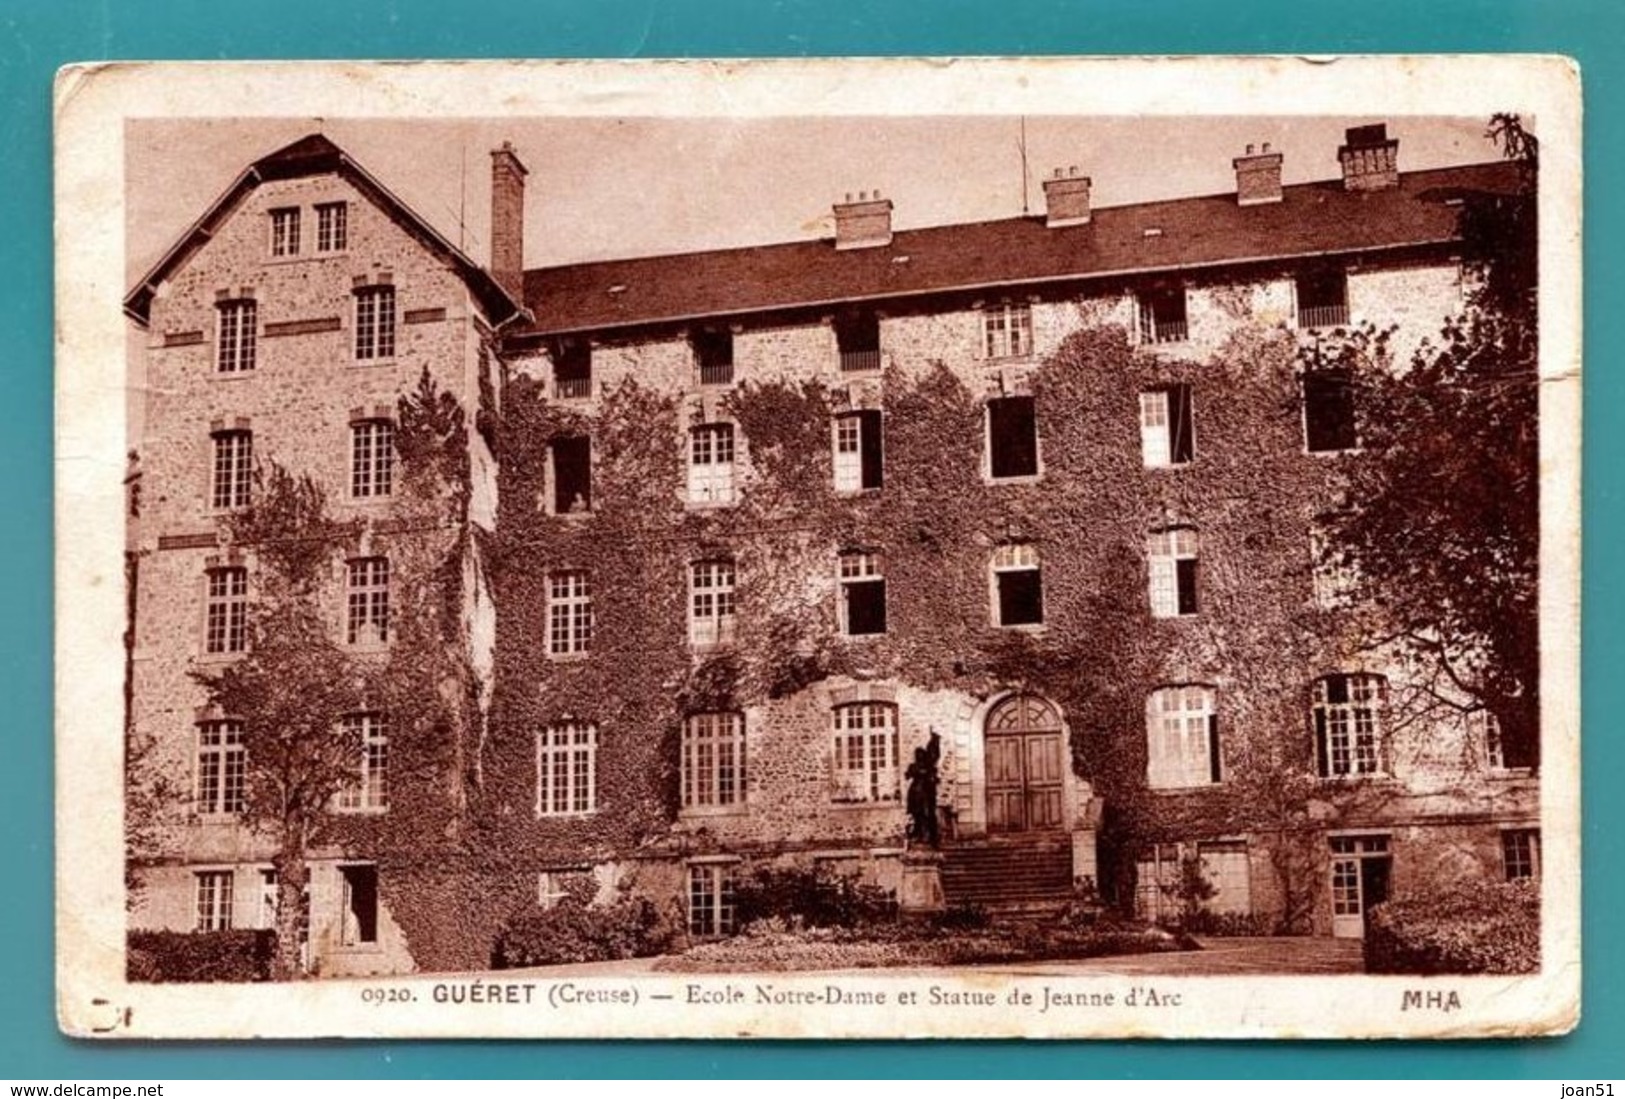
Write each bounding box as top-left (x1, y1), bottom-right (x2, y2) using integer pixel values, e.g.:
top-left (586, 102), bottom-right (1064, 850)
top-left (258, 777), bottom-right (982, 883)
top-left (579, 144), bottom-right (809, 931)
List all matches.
top-left (55, 56), bottom-right (1580, 1039)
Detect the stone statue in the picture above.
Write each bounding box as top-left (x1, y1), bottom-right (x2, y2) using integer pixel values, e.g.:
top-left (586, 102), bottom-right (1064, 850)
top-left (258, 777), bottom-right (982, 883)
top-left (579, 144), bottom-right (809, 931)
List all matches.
top-left (905, 730), bottom-right (942, 847)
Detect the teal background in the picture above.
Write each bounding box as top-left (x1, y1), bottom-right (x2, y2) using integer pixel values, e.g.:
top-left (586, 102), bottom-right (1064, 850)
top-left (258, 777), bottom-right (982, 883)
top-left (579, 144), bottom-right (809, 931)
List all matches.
top-left (3, 0), bottom-right (1616, 1079)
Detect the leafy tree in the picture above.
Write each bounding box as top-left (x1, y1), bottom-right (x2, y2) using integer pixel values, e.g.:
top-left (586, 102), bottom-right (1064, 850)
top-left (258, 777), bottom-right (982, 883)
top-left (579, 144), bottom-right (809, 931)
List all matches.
top-left (194, 465), bottom-right (375, 980)
top-left (1314, 114), bottom-right (1539, 766)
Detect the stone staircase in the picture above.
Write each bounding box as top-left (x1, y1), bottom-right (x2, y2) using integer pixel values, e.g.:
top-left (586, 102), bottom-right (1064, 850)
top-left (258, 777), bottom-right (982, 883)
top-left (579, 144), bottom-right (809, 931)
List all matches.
top-left (939, 834), bottom-right (1076, 916)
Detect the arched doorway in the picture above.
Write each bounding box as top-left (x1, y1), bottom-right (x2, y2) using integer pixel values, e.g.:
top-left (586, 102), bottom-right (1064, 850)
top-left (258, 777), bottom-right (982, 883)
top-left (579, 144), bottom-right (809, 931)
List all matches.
top-left (984, 694), bottom-right (1066, 833)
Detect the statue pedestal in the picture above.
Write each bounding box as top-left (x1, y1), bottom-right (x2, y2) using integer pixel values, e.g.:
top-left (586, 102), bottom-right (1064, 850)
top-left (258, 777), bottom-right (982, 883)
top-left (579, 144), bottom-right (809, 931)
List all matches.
top-left (898, 850), bottom-right (946, 915)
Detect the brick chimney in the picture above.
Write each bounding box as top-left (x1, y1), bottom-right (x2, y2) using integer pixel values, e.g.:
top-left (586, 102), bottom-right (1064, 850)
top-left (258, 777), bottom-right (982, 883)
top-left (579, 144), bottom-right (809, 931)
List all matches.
top-left (1233, 142), bottom-right (1283, 206)
top-left (833, 191), bottom-right (893, 250)
top-left (1041, 167), bottom-right (1092, 227)
top-left (1338, 124), bottom-right (1400, 192)
top-left (490, 141), bottom-right (529, 301)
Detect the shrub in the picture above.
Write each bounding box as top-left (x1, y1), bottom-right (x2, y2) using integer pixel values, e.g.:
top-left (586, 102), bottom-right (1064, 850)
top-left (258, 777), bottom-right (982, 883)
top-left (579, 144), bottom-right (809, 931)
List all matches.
top-left (1364, 878), bottom-right (1539, 975)
top-left (127, 930), bottom-right (275, 983)
top-left (492, 893), bottom-right (682, 969)
top-left (731, 865), bottom-right (897, 931)
top-left (1177, 909), bottom-right (1282, 937)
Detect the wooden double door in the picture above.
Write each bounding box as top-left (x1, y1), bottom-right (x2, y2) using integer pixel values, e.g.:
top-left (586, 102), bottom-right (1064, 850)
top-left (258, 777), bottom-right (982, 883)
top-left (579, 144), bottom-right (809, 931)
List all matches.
top-left (985, 695), bottom-right (1066, 833)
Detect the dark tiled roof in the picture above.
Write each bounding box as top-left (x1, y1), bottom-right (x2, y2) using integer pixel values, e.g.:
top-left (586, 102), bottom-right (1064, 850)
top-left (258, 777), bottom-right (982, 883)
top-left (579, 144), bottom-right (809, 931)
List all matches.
top-left (520, 161), bottom-right (1519, 337)
top-left (125, 134), bottom-right (524, 326)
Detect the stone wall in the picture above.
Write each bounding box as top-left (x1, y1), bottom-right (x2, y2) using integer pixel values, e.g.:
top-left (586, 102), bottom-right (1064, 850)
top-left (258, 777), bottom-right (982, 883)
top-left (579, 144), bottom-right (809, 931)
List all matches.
top-left (128, 171), bottom-right (494, 961)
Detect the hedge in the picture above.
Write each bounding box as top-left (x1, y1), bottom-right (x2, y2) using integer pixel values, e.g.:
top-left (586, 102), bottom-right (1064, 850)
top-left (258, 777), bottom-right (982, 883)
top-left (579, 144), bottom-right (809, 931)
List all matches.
top-left (492, 894), bottom-right (682, 969)
top-left (127, 930), bottom-right (275, 983)
top-left (731, 865), bottom-right (897, 931)
top-left (1364, 878), bottom-right (1539, 975)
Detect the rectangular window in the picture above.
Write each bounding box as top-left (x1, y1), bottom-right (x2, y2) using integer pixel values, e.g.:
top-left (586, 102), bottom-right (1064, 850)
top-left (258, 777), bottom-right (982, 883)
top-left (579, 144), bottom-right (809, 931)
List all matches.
top-left (836, 311), bottom-right (881, 373)
top-left (983, 302), bottom-right (1033, 359)
top-left (1148, 528), bottom-right (1199, 618)
top-left (204, 566), bottom-right (249, 655)
top-left (547, 570), bottom-right (592, 656)
top-left (681, 712), bottom-right (746, 810)
top-left (346, 557), bottom-right (390, 646)
top-left (536, 721), bottom-right (597, 815)
top-left (354, 285), bottom-right (397, 361)
top-left (693, 328), bottom-right (734, 386)
top-left (988, 396), bottom-right (1039, 480)
top-left (350, 420), bottom-right (395, 499)
top-left (688, 863), bottom-right (738, 938)
top-left (315, 202), bottom-right (348, 253)
top-left (833, 410), bottom-right (884, 492)
top-left (1501, 828), bottom-right (1540, 881)
top-left (831, 702), bottom-right (900, 803)
top-left (1313, 674), bottom-right (1387, 778)
top-left (537, 870), bottom-right (574, 910)
top-left (1480, 710), bottom-right (1506, 770)
top-left (1310, 527), bottom-right (1359, 608)
top-left (838, 551), bottom-right (887, 636)
top-left (690, 559), bottom-right (737, 648)
top-left (1140, 385), bottom-right (1194, 467)
top-left (216, 299), bottom-right (257, 374)
top-left (211, 430), bottom-right (253, 510)
top-left (550, 435), bottom-right (592, 514)
top-left (269, 207), bottom-right (300, 257)
top-left (339, 864), bottom-right (378, 946)
top-left (1197, 840), bottom-right (1252, 915)
top-left (1303, 372), bottom-right (1357, 453)
top-left (1147, 685), bottom-right (1220, 789)
top-left (1133, 842), bottom-right (1184, 924)
top-left (1297, 269), bottom-right (1349, 329)
top-left (255, 869), bottom-right (278, 931)
top-left (335, 713), bottom-right (388, 813)
top-left (1137, 287), bottom-right (1189, 344)
top-left (195, 870), bottom-right (234, 931)
top-left (196, 719), bottom-right (246, 816)
top-left (992, 543), bottom-right (1043, 627)
top-left (688, 423), bottom-right (736, 505)
top-left (553, 339), bottom-right (592, 400)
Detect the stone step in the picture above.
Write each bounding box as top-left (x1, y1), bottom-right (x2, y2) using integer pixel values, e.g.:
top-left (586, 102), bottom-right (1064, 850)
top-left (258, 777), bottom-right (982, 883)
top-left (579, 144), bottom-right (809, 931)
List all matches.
top-left (940, 839), bottom-right (1075, 908)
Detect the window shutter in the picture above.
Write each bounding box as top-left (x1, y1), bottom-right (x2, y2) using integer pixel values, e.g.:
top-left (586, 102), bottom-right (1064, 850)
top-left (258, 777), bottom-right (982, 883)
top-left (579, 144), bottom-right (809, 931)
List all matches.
top-left (1208, 712), bottom-right (1222, 783)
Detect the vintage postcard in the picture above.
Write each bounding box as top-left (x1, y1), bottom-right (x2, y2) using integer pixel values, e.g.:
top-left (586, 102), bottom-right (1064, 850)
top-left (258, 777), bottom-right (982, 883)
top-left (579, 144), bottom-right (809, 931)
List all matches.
top-left (54, 56), bottom-right (1581, 1039)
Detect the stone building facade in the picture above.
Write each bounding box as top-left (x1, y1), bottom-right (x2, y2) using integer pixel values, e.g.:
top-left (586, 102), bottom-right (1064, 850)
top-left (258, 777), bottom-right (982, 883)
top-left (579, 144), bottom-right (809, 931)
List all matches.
top-left (125, 124), bottom-right (1539, 974)
top-left (123, 135), bottom-right (517, 975)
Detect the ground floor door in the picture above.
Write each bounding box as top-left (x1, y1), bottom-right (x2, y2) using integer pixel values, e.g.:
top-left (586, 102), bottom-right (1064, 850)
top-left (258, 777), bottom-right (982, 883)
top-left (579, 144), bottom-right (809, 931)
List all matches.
top-left (1330, 834), bottom-right (1391, 938)
top-left (985, 694), bottom-right (1066, 833)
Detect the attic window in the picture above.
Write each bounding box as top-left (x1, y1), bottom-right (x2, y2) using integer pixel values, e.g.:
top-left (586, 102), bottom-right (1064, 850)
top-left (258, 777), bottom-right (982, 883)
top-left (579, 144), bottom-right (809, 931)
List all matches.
top-left (269, 207), bottom-right (301, 258)
top-left (1137, 287), bottom-right (1188, 344)
top-left (315, 202), bottom-right (348, 253)
top-left (553, 339), bottom-right (592, 400)
top-left (692, 328), bottom-right (734, 386)
top-left (836, 311), bottom-right (881, 373)
top-left (1297, 270), bottom-right (1349, 329)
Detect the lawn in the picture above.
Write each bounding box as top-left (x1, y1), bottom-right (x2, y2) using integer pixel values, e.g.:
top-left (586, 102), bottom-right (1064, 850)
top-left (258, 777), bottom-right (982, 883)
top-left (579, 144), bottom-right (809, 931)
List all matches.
top-left (656, 920), bottom-right (1197, 973)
